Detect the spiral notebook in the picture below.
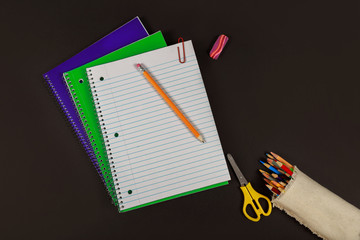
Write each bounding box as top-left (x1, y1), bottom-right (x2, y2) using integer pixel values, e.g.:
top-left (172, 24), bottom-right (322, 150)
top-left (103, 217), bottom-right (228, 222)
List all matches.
top-left (64, 32), bottom-right (167, 206)
top-left (43, 17), bottom-right (148, 190)
top-left (86, 41), bottom-right (231, 211)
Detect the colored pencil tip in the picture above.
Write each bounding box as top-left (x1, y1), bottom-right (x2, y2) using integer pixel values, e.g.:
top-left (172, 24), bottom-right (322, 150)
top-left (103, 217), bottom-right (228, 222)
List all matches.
top-left (258, 169), bottom-right (266, 174)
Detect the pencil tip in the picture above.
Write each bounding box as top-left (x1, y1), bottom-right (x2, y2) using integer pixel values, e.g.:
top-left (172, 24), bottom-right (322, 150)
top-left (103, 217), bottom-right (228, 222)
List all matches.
top-left (197, 135), bottom-right (205, 143)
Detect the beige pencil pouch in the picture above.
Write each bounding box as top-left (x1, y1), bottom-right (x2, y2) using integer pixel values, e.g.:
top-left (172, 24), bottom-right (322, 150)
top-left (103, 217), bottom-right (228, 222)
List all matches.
top-left (272, 166), bottom-right (360, 240)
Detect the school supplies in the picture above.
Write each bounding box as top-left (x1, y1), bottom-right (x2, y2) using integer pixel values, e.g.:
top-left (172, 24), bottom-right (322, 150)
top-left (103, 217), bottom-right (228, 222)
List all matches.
top-left (64, 32), bottom-right (167, 205)
top-left (43, 17), bottom-right (149, 185)
top-left (266, 184), bottom-right (280, 195)
top-left (86, 40), bottom-right (230, 211)
top-left (260, 152), bottom-right (360, 240)
top-left (260, 160), bottom-right (282, 175)
top-left (226, 154), bottom-right (272, 222)
top-left (209, 34), bottom-right (228, 60)
top-left (267, 158), bottom-right (293, 176)
top-left (136, 63), bottom-right (204, 143)
top-left (269, 152), bottom-right (293, 170)
top-left (261, 153), bottom-right (292, 196)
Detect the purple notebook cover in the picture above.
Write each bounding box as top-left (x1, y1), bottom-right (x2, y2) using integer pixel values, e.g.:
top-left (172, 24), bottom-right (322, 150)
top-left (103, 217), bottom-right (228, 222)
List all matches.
top-left (43, 17), bottom-right (148, 181)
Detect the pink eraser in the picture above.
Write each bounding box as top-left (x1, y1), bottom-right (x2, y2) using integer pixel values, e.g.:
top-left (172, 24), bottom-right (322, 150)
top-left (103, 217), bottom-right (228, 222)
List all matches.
top-left (209, 34), bottom-right (229, 60)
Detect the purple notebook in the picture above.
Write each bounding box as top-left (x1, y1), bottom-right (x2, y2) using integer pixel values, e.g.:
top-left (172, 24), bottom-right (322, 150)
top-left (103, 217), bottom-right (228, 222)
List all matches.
top-left (43, 17), bottom-right (148, 180)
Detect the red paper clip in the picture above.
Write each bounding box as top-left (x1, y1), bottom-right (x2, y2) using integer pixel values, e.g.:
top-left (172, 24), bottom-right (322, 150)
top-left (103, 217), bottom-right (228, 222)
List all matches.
top-left (177, 37), bottom-right (186, 63)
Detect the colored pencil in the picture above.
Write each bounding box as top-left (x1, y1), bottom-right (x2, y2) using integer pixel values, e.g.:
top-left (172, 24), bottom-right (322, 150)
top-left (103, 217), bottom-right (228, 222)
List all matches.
top-left (136, 63), bottom-right (204, 143)
top-left (278, 181), bottom-right (287, 187)
top-left (273, 159), bottom-right (293, 176)
top-left (270, 152), bottom-right (293, 170)
top-left (263, 178), bottom-right (284, 191)
top-left (259, 169), bottom-right (277, 182)
top-left (263, 178), bottom-right (277, 188)
top-left (271, 180), bottom-right (285, 189)
top-left (262, 173), bottom-right (287, 187)
top-left (271, 173), bottom-right (289, 183)
top-left (261, 152), bottom-right (295, 196)
top-left (267, 158), bottom-right (292, 178)
top-left (266, 184), bottom-right (280, 195)
top-left (260, 160), bottom-right (281, 174)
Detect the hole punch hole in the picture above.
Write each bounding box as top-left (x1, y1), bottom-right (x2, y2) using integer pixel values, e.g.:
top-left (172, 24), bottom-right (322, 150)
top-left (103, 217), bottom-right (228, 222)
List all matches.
top-left (79, 79), bottom-right (84, 83)
top-left (100, 77), bottom-right (104, 81)
top-left (128, 190), bottom-right (132, 194)
top-left (114, 133), bottom-right (119, 137)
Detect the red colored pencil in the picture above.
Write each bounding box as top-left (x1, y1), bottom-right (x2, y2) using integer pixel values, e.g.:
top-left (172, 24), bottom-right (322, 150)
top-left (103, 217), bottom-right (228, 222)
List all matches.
top-left (266, 184), bottom-right (280, 195)
top-left (273, 159), bottom-right (293, 176)
top-left (267, 158), bottom-right (292, 178)
top-left (270, 152), bottom-right (293, 170)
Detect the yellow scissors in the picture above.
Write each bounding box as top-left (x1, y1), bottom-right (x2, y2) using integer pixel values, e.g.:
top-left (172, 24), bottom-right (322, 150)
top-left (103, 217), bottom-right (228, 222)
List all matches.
top-left (227, 153), bottom-right (272, 222)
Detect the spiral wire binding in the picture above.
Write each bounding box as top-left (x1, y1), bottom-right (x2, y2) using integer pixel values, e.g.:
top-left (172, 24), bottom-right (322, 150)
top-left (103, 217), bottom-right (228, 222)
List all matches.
top-left (44, 75), bottom-right (106, 179)
top-left (87, 69), bottom-right (124, 209)
top-left (64, 72), bottom-right (119, 206)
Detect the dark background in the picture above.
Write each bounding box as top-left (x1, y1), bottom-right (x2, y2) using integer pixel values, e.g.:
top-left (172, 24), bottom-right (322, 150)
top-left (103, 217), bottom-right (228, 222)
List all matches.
top-left (1, 0), bottom-right (359, 239)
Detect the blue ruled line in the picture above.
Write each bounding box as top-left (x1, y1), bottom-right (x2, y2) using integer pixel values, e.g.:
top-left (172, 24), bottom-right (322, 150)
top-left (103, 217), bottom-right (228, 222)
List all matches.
top-left (109, 119), bottom-right (214, 153)
top-left (97, 67), bottom-right (200, 98)
top-left (99, 75), bottom-right (201, 107)
top-left (111, 129), bottom-right (217, 157)
top-left (96, 59), bottom-right (197, 90)
top-left (116, 150), bottom-right (223, 180)
top-left (121, 161), bottom-right (225, 190)
top-left (100, 54), bottom-right (196, 84)
top-left (108, 110), bottom-right (211, 136)
top-left (122, 172), bottom-right (229, 205)
top-left (112, 133), bottom-right (218, 166)
top-left (113, 138), bottom-right (220, 172)
top-left (104, 93), bottom-right (207, 125)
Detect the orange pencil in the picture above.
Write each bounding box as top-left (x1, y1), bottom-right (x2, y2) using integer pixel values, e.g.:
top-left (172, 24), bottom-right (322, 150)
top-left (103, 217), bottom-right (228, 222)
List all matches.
top-left (263, 178), bottom-right (283, 191)
top-left (270, 152), bottom-right (293, 170)
top-left (136, 63), bottom-right (204, 143)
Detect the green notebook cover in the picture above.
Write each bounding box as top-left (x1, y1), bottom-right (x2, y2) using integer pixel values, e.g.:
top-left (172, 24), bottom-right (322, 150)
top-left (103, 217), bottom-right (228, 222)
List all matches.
top-left (64, 32), bottom-right (167, 206)
top-left (65, 32), bottom-right (228, 211)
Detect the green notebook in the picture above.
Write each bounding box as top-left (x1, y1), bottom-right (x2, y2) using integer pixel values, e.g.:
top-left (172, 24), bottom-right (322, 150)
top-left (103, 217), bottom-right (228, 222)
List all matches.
top-left (64, 32), bottom-right (167, 206)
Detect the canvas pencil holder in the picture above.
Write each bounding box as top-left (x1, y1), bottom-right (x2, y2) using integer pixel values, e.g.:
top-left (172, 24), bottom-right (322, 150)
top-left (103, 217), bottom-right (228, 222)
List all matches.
top-left (272, 166), bottom-right (360, 240)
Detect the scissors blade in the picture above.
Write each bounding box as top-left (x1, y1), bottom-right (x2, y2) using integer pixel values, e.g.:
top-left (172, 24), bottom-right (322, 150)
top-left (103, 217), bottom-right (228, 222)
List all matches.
top-left (227, 153), bottom-right (248, 186)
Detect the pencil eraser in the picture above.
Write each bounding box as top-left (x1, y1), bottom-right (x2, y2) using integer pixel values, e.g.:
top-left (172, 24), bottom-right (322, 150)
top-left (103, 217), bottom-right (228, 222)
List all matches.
top-left (209, 34), bottom-right (229, 60)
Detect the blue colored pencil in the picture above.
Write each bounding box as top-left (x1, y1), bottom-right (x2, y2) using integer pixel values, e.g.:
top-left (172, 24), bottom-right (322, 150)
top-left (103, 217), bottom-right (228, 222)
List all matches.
top-left (260, 160), bottom-right (281, 174)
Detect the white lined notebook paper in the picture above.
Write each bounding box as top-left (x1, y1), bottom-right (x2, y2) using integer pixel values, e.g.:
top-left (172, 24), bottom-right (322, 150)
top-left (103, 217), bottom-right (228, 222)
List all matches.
top-left (87, 41), bottom-right (230, 211)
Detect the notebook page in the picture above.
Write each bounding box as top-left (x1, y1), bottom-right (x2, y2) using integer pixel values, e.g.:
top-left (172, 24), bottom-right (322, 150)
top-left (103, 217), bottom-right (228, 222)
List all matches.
top-left (87, 41), bottom-right (230, 210)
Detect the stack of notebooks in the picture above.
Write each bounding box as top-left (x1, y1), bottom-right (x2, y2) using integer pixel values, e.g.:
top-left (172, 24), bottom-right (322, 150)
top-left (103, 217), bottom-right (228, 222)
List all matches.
top-left (44, 17), bottom-right (230, 212)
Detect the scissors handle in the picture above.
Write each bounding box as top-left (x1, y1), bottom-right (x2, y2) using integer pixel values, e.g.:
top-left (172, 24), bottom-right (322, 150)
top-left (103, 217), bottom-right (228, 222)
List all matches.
top-left (240, 182), bottom-right (272, 222)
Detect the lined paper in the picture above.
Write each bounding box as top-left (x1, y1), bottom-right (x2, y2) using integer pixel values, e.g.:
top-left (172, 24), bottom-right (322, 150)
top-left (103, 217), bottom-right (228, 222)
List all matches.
top-left (87, 41), bottom-right (230, 210)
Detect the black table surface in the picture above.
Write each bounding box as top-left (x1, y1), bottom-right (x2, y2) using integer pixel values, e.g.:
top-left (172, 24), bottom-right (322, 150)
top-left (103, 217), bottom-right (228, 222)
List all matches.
top-left (2, 0), bottom-right (360, 239)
